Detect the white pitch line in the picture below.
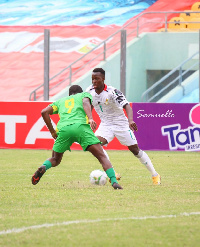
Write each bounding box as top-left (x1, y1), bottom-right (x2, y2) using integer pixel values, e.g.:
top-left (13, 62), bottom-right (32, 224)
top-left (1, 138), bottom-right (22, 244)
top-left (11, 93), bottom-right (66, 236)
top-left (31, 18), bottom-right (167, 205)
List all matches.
top-left (0, 212), bottom-right (200, 236)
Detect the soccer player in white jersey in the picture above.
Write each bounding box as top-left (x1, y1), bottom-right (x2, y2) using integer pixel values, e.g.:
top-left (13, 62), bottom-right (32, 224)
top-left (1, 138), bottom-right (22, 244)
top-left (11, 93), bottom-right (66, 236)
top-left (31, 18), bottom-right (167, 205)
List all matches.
top-left (86, 68), bottom-right (161, 185)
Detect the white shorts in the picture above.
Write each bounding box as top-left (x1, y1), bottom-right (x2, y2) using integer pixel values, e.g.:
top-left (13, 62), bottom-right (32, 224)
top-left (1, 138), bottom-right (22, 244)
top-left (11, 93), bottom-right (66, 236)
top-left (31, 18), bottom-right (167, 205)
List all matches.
top-left (95, 123), bottom-right (138, 146)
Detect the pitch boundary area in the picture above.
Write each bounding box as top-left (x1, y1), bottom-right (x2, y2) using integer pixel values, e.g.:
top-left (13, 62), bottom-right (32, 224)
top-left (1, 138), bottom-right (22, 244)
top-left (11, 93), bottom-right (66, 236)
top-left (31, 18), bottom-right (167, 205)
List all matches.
top-left (1, 211), bottom-right (200, 236)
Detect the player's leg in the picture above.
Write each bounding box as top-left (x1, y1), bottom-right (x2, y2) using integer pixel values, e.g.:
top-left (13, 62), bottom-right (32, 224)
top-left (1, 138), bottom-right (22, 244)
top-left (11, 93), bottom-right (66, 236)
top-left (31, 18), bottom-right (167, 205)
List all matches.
top-left (116, 129), bottom-right (161, 184)
top-left (128, 144), bottom-right (156, 174)
top-left (96, 135), bottom-right (108, 145)
top-left (128, 144), bottom-right (161, 184)
top-left (95, 124), bottom-right (121, 181)
top-left (43, 150), bottom-right (64, 168)
top-left (95, 125), bottom-right (111, 161)
top-left (32, 125), bottom-right (71, 185)
top-left (32, 151), bottom-right (64, 185)
top-left (78, 124), bottom-right (122, 189)
top-left (95, 139), bottom-right (121, 182)
top-left (86, 144), bottom-right (122, 189)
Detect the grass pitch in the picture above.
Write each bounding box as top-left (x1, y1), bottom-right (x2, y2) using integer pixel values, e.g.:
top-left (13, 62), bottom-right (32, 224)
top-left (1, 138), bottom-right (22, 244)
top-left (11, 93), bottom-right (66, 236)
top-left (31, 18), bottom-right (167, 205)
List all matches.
top-left (0, 149), bottom-right (200, 247)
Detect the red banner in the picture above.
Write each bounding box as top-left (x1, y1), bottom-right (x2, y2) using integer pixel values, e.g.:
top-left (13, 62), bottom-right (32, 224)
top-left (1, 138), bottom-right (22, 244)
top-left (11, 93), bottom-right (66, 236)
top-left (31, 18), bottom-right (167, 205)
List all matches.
top-left (1, 102), bottom-right (199, 151)
top-left (0, 101), bottom-right (128, 150)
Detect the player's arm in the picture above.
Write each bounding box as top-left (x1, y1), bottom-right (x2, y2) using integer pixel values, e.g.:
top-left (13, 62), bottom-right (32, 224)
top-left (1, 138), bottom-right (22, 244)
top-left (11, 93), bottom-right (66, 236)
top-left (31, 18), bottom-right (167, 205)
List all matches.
top-left (82, 97), bottom-right (96, 131)
top-left (41, 106), bottom-right (58, 139)
top-left (123, 104), bottom-right (138, 132)
top-left (112, 88), bottom-right (138, 132)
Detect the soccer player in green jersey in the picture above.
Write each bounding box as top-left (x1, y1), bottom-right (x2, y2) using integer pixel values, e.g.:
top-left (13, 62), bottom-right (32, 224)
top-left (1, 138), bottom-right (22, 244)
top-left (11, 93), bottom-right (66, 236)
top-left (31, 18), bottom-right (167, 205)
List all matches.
top-left (31, 85), bottom-right (122, 190)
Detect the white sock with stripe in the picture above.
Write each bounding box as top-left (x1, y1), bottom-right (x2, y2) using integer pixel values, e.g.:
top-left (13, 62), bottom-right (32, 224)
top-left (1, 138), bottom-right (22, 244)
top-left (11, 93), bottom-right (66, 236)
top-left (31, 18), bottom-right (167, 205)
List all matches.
top-left (135, 150), bottom-right (157, 176)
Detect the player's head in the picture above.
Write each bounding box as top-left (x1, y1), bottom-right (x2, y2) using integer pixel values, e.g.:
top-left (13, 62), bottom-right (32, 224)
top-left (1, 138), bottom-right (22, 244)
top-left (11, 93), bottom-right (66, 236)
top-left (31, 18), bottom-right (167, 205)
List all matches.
top-left (92, 68), bottom-right (105, 92)
top-left (93, 68), bottom-right (105, 77)
top-left (69, 85), bottom-right (83, 95)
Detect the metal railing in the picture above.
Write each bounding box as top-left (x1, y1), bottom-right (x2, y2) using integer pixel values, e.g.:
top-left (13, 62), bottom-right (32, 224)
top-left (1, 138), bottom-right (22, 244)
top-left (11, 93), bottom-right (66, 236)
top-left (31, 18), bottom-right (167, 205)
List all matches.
top-left (141, 51), bottom-right (199, 102)
top-left (29, 11), bottom-right (200, 101)
top-left (29, 29), bottom-right (124, 101)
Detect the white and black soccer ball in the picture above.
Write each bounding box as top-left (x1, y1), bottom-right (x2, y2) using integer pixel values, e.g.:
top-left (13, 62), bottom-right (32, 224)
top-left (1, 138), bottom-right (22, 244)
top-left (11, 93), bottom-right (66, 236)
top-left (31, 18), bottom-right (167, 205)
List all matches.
top-left (90, 170), bottom-right (107, 186)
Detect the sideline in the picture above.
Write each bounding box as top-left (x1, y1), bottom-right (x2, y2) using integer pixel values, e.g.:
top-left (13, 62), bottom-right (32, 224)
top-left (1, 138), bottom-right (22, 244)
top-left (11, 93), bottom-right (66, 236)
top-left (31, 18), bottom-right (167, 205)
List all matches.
top-left (1, 212), bottom-right (200, 235)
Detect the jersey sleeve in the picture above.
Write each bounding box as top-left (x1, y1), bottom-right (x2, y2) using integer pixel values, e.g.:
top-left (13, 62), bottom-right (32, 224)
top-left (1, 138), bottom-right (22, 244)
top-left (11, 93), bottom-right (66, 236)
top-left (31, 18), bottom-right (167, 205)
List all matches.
top-left (82, 92), bottom-right (93, 103)
top-left (49, 102), bottom-right (59, 114)
top-left (112, 88), bottom-right (129, 108)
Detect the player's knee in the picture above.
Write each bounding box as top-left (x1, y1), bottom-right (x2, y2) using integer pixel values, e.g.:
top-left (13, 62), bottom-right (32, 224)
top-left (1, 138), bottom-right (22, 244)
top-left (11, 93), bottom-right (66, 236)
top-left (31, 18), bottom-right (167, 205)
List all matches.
top-left (96, 136), bottom-right (108, 145)
top-left (128, 145), bottom-right (140, 155)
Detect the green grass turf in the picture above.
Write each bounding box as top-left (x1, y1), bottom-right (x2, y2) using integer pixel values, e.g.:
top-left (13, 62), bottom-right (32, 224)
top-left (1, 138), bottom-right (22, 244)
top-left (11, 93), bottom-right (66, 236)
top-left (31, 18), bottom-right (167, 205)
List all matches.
top-left (0, 149), bottom-right (200, 246)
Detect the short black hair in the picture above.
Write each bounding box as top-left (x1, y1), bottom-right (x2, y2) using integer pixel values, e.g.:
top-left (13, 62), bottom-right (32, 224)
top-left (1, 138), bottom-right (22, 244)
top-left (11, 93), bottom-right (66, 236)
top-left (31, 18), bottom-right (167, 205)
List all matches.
top-left (93, 68), bottom-right (105, 77)
top-left (69, 85), bottom-right (83, 95)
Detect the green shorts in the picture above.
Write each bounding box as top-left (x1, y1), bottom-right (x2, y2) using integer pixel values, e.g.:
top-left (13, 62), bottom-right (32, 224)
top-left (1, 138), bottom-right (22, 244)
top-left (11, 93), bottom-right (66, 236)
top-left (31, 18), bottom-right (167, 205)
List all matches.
top-left (53, 123), bottom-right (101, 153)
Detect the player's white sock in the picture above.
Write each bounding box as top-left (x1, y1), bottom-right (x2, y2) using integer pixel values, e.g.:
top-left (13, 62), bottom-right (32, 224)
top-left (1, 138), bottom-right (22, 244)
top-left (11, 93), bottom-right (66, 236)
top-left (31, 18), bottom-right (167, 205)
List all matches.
top-left (102, 148), bottom-right (110, 161)
top-left (135, 150), bottom-right (157, 176)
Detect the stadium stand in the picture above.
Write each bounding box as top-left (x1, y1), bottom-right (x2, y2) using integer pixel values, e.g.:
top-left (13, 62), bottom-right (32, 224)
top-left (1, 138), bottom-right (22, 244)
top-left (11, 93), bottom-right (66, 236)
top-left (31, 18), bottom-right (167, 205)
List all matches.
top-left (158, 1), bottom-right (200, 32)
top-left (0, 0), bottom-right (198, 101)
top-left (191, 1), bottom-right (200, 11)
top-left (187, 17), bottom-right (200, 29)
top-left (168, 17), bottom-right (187, 29)
top-left (180, 10), bottom-right (198, 22)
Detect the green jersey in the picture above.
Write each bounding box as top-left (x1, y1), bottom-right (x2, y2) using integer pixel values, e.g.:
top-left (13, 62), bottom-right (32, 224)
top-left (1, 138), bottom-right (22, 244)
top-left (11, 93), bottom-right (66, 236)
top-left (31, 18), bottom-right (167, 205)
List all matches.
top-left (49, 92), bottom-right (92, 132)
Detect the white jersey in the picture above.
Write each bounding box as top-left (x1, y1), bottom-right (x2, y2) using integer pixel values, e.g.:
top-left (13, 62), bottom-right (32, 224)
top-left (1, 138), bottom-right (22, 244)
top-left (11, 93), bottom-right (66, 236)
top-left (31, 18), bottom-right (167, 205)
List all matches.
top-left (86, 84), bottom-right (129, 128)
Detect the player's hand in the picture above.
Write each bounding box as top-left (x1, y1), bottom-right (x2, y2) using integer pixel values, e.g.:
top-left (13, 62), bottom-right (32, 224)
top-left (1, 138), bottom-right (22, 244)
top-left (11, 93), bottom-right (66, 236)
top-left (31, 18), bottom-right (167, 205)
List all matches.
top-left (50, 130), bottom-right (58, 139)
top-left (89, 119), bottom-right (97, 131)
top-left (129, 121), bottom-right (138, 132)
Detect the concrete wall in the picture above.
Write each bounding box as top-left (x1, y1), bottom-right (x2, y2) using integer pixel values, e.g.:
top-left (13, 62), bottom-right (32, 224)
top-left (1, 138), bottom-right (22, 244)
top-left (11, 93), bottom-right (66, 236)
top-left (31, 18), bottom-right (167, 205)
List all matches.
top-left (52, 32), bottom-right (199, 102)
top-left (126, 32), bottom-right (199, 102)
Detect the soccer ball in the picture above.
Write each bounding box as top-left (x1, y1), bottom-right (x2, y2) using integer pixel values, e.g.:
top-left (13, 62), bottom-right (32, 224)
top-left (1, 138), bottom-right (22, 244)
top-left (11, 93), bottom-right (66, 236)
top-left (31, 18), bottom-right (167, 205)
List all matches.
top-left (89, 170), bottom-right (107, 186)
